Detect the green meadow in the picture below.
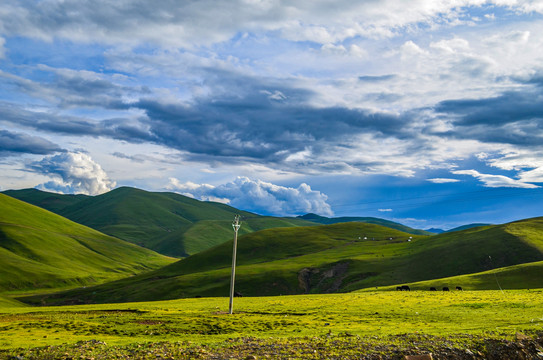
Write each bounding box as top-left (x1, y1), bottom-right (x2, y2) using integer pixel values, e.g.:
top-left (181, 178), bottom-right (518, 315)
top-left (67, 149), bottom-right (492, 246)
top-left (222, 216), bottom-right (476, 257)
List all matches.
top-left (1, 291), bottom-right (543, 358)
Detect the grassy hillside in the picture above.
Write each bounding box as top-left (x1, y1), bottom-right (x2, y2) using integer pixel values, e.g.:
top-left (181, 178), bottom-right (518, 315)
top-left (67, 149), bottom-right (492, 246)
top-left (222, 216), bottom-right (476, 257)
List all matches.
top-left (4, 187), bottom-right (315, 257)
top-left (297, 213), bottom-right (433, 235)
top-left (0, 194), bottom-right (174, 292)
top-left (22, 217), bottom-right (543, 305)
top-left (365, 260), bottom-right (543, 291)
top-left (446, 223), bottom-right (491, 232)
top-left (2, 188), bottom-right (89, 214)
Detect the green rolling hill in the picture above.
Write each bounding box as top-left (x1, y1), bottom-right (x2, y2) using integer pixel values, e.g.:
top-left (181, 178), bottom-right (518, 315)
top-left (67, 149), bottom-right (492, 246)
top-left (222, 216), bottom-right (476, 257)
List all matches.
top-left (0, 194), bottom-right (174, 292)
top-left (361, 259), bottom-right (543, 292)
top-left (2, 188), bottom-right (89, 214)
top-left (21, 216), bottom-right (543, 305)
top-left (3, 187), bottom-right (316, 257)
top-left (446, 223), bottom-right (492, 233)
top-left (297, 213), bottom-right (433, 235)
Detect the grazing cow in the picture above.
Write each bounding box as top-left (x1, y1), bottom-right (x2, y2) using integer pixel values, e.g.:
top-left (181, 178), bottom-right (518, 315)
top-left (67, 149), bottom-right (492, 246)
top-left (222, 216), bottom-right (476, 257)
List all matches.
top-left (234, 291), bottom-right (243, 297)
top-left (456, 286), bottom-right (463, 291)
top-left (396, 286), bottom-right (403, 291)
top-left (443, 287), bottom-right (450, 291)
top-left (401, 285), bottom-right (411, 291)
top-left (429, 287), bottom-right (437, 291)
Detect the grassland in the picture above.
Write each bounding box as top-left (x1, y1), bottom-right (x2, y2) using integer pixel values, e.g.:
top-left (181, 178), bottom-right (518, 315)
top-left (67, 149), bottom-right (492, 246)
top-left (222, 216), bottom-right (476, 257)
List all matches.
top-left (1, 291), bottom-right (543, 358)
top-left (0, 194), bottom-right (175, 292)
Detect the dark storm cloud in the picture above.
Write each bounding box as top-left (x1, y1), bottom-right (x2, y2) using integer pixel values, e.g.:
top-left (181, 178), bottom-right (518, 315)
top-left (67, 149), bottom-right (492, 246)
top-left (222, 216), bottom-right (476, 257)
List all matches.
top-left (133, 83), bottom-right (405, 161)
top-left (0, 102), bottom-right (152, 143)
top-left (436, 90), bottom-right (543, 126)
top-left (137, 68), bottom-right (405, 158)
top-left (0, 129), bottom-right (63, 155)
top-left (0, 64), bottom-right (407, 165)
top-left (433, 83), bottom-right (543, 146)
top-left (1, 67), bottom-right (148, 109)
top-left (2, 66), bottom-right (408, 164)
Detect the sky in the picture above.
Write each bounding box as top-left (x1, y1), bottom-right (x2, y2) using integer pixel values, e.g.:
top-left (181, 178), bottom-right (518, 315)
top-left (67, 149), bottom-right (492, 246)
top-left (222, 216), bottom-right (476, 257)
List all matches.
top-left (1, 0), bottom-right (543, 230)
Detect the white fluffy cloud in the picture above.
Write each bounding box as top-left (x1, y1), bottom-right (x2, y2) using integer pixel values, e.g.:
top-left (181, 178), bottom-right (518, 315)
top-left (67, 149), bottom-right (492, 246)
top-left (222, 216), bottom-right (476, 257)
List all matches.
top-left (28, 152), bottom-right (116, 195)
top-left (452, 169), bottom-right (540, 188)
top-left (427, 178), bottom-right (461, 184)
top-left (167, 176), bottom-right (333, 216)
top-left (480, 150), bottom-right (543, 184)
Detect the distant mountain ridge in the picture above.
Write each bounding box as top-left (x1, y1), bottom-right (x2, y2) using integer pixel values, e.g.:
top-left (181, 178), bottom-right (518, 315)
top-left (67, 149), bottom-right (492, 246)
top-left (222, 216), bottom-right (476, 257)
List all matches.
top-left (425, 223), bottom-right (492, 234)
top-left (425, 228), bottom-right (445, 234)
top-left (297, 213), bottom-right (433, 235)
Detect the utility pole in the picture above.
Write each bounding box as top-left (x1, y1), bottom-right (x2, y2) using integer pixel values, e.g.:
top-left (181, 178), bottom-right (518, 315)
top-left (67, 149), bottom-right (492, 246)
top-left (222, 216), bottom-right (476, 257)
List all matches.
top-left (228, 214), bottom-right (241, 315)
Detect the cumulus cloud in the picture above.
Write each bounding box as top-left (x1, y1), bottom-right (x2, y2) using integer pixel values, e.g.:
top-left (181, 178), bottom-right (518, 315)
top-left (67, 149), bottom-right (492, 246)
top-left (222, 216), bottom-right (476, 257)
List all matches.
top-left (27, 152), bottom-right (116, 195)
top-left (452, 169), bottom-right (540, 189)
top-left (167, 176), bottom-right (333, 216)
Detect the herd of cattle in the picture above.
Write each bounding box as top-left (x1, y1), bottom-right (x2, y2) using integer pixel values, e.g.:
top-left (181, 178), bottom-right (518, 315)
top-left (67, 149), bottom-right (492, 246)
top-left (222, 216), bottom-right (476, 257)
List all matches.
top-left (396, 285), bottom-right (463, 291)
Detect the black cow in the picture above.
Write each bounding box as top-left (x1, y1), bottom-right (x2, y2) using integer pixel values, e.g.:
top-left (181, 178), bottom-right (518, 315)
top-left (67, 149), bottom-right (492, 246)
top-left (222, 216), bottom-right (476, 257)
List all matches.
top-left (401, 285), bottom-right (411, 291)
top-left (443, 287), bottom-right (450, 291)
top-left (234, 291), bottom-right (243, 297)
top-left (456, 286), bottom-right (463, 291)
top-left (429, 287), bottom-right (437, 291)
